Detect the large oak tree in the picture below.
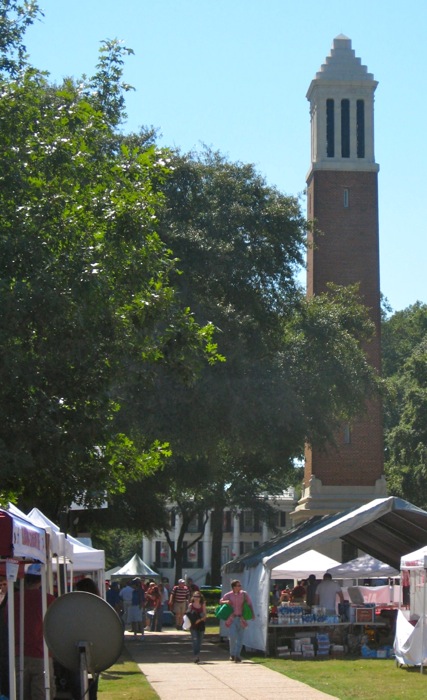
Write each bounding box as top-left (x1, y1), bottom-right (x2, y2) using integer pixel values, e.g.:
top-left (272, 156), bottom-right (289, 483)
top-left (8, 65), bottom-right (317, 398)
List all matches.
top-left (0, 3), bottom-right (216, 516)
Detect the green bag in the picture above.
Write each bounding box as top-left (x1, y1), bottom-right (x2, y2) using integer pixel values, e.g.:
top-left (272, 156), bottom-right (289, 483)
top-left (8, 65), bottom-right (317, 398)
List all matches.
top-left (242, 600), bottom-right (253, 620)
top-left (215, 603), bottom-right (233, 620)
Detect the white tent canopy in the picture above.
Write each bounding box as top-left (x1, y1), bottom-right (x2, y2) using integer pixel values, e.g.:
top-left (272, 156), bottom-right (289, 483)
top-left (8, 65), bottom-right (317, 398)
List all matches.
top-left (112, 553), bottom-right (158, 579)
top-left (9, 503), bottom-right (74, 562)
top-left (221, 497), bottom-right (427, 653)
top-left (271, 549), bottom-right (340, 580)
top-left (327, 554), bottom-right (399, 579)
top-left (401, 546), bottom-right (427, 570)
top-left (27, 507), bottom-right (105, 573)
top-left (395, 546), bottom-right (427, 669)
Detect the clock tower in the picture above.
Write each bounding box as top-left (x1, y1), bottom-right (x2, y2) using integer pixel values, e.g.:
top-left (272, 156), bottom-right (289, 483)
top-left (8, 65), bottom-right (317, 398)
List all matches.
top-left (292, 35), bottom-right (387, 523)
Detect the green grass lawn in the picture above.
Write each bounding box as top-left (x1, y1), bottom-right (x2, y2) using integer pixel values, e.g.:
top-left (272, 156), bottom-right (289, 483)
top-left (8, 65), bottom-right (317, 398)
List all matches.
top-left (251, 656), bottom-right (427, 700)
top-left (98, 648), bottom-right (159, 700)
top-left (98, 632), bottom-right (427, 700)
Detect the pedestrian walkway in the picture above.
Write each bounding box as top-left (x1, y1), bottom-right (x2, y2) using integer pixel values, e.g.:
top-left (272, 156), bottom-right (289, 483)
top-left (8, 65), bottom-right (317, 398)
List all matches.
top-left (125, 629), bottom-right (339, 700)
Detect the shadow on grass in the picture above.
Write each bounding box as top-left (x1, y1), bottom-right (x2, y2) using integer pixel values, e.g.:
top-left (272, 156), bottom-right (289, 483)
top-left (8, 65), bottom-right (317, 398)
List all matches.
top-left (100, 670), bottom-right (141, 680)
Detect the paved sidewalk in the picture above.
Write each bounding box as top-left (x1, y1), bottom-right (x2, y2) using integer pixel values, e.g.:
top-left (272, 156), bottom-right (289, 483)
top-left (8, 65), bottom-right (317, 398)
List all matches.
top-left (125, 630), bottom-right (339, 700)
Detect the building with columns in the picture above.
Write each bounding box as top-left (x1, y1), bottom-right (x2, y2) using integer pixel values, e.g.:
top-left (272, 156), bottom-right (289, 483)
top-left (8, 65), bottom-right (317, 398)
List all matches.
top-left (142, 490), bottom-right (296, 585)
top-left (292, 36), bottom-right (386, 526)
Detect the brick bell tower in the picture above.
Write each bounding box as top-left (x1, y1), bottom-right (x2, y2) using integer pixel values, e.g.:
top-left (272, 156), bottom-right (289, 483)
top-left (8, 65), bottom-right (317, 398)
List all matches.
top-left (292, 35), bottom-right (387, 524)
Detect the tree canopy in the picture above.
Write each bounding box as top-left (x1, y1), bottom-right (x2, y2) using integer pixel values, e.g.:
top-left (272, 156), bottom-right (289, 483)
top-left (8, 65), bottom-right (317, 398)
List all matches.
top-left (97, 149), bottom-right (382, 581)
top-left (382, 302), bottom-right (427, 508)
top-left (1, 5), bottom-right (385, 581)
top-left (0, 3), bottom-right (216, 515)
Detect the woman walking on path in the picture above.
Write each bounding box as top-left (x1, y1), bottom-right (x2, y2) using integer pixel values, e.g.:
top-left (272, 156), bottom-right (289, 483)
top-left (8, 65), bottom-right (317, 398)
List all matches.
top-left (220, 579), bottom-right (254, 663)
top-left (146, 582), bottom-right (162, 632)
top-left (186, 592), bottom-right (207, 663)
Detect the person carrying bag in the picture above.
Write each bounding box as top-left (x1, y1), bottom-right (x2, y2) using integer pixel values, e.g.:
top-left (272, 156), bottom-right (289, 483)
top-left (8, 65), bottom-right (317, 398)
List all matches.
top-left (219, 580), bottom-right (254, 663)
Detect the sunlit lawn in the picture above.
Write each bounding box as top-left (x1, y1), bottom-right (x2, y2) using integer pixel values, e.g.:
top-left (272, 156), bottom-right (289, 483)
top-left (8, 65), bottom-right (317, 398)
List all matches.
top-left (98, 628), bottom-right (427, 700)
top-left (251, 655), bottom-right (427, 700)
top-left (98, 649), bottom-right (159, 700)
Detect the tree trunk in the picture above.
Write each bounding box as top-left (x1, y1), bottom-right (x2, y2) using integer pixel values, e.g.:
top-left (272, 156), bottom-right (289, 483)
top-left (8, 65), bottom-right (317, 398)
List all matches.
top-left (210, 502), bottom-right (224, 585)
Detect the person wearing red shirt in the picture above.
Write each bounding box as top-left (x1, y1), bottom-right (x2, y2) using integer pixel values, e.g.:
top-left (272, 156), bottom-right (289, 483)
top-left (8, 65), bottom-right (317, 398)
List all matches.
top-left (14, 564), bottom-right (55, 700)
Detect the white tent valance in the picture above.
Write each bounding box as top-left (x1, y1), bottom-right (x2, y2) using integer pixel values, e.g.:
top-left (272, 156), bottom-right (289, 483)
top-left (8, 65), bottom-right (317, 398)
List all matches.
top-left (271, 549), bottom-right (340, 579)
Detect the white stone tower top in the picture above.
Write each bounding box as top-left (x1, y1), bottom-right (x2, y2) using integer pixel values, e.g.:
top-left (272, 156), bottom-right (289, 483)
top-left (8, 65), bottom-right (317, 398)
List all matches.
top-left (311, 34), bottom-right (376, 84)
top-left (307, 36), bottom-right (379, 175)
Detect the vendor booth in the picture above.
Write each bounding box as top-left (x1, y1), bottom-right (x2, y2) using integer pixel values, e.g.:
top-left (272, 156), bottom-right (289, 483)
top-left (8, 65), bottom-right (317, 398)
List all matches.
top-left (222, 497), bottom-right (427, 655)
top-left (0, 508), bottom-right (50, 700)
top-left (394, 545), bottom-right (427, 670)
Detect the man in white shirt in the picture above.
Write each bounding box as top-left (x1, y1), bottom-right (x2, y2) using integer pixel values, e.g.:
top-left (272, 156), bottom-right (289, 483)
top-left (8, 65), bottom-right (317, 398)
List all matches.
top-left (314, 573), bottom-right (344, 615)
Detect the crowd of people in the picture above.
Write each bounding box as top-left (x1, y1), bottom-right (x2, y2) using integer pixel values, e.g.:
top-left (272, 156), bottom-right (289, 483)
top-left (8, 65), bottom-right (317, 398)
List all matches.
top-left (106, 575), bottom-right (204, 635)
top-left (0, 566), bottom-right (346, 696)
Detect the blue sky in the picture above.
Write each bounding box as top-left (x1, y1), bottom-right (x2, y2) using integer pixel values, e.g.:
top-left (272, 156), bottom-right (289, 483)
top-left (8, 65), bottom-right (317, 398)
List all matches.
top-left (24, 0), bottom-right (427, 313)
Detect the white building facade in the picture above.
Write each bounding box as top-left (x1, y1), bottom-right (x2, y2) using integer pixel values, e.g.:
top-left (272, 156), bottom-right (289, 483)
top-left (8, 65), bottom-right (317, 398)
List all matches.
top-left (142, 490), bottom-right (297, 585)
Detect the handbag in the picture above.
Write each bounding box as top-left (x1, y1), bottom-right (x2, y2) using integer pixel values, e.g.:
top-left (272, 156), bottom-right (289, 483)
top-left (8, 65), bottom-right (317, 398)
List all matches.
top-left (182, 614), bottom-right (192, 630)
top-left (242, 599), bottom-right (253, 620)
top-left (214, 603), bottom-right (233, 620)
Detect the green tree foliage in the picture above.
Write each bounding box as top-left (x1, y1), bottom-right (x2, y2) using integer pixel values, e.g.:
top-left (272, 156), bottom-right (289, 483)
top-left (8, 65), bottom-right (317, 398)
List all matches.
top-left (88, 528), bottom-right (143, 571)
top-left (0, 2), bottom-right (215, 516)
top-left (107, 149), bottom-right (381, 582)
top-left (382, 303), bottom-right (427, 507)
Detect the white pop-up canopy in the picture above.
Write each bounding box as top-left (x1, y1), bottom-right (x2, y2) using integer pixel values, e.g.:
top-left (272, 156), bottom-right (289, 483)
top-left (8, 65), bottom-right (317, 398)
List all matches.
top-left (271, 549), bottom-right (340, 579)
top-left (0, 508), bottom-right (50, 700)
top-left (27, 507), bottom-right (105, 573)
top-left (327, 554), bottom-right (399, 579)
top-left (112, 553), bottom-right (159, 579)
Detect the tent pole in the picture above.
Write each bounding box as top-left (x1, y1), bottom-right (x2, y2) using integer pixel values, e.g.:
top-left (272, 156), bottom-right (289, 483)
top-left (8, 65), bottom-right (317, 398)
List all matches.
top-left (422, 558), bottom-right (427, 673)
top-left (7, 577), bottom-right (17, 700)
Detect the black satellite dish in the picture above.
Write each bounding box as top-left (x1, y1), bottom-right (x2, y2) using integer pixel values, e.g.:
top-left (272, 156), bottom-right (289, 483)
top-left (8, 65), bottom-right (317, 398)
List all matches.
top-left (44, 591), bottom-right (123, 675)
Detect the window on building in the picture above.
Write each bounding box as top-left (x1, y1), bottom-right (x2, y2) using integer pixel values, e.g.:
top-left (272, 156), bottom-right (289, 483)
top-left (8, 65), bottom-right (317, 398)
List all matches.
top-left (276, 510), bottom-right (287, 528)
top-left (326, 99), bottom-right (334, 157)
top-left (343, 424), bottom-right (351, 444)
top-left (240, 510), bottom-right (260, 533)
top-left (357, 99), bottom-right (365, 158)
top-left (341, 99), bottom-right (350, 157)
top-left (221, 545), bottom-right (230, 565)
top-left (343, 188), bottom-right (349, 208)
top-left (155, 540), bottom-right (171, 568)
top-left (240, 541), bottom-right (259, 555)
top-left (187, 515), bottom-right (201, 533)
top-left (223, 510), bottom-right (232, 533)
top-left (183, 541), bottom-right (203, 569)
